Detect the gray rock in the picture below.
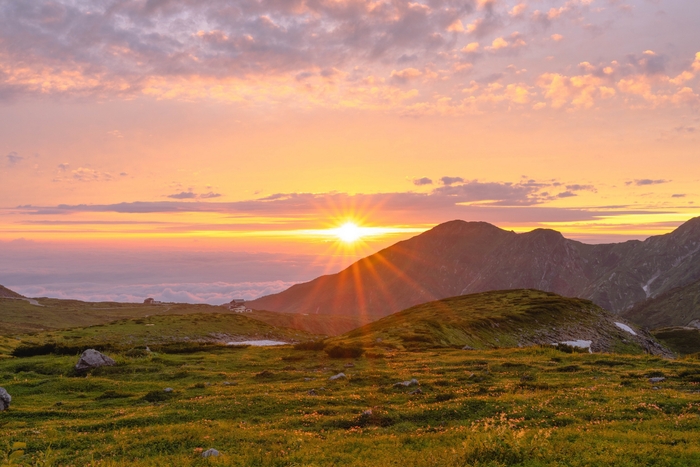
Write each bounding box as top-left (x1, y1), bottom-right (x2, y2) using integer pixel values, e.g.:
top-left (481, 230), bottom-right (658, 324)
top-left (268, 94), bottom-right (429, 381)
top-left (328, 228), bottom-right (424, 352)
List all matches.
top-left (202, 448), bottom-right (220, 458)
top-left (164, 388), bottom-right (174, 393)
top-left (222, 381), bottom-right (237, 386)
top-left (409, 388), bottom-right (423, 395)
top-left (362, 409), bottom-right (372, 416)
top-left (329, 372), bottom-right (346, 381)
top-left (307, 389), bottom-right (318, 396)
top-left (304, 378), bottom-right (313, 382)
top-left (462, 345), bottom-right (475, 350)
top-left (0, 387), bottom-right (10, 411)
top-left (649, 377), bottom-right (666, 383)
top-left (393, 378), bottom-right (419, 388)
top-left (75, 349), bottom-right (116, 372)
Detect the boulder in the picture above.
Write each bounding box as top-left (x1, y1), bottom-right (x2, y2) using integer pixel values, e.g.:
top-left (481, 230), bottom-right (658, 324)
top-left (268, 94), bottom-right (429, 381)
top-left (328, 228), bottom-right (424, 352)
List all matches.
top-left (0, 387), bottom-right (10, 411)
top-left (202, 448), bottom-right (220, 458)
top-left (75, 349), bottom-right (116, 372)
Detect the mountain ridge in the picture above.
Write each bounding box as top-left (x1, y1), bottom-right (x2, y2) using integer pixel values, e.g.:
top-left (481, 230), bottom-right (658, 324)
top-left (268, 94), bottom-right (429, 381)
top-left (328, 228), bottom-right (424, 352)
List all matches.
top-left (248, 217), bottom-right (700, 323)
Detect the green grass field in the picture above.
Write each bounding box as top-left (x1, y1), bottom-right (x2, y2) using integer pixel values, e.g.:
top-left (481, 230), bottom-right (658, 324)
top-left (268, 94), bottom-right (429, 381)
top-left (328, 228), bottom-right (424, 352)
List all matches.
top-left (1, 343), bottom-right (699, 466)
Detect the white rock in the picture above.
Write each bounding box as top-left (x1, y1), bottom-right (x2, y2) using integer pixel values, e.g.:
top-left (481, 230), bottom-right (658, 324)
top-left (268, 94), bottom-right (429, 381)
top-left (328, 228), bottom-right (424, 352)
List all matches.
top-left (393, 378), bottom-right (419, 388)
top-left (0, 387), bottom-right (10, 411)
top-left (329, 373), bottom-right (346, 381)
top-left (202, 448), bottom-right (220, 458)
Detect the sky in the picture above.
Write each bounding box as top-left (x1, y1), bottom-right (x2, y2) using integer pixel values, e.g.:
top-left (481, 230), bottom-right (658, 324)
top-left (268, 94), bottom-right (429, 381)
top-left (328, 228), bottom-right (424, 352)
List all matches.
top-left (0, 0), bottom-right (699, 303)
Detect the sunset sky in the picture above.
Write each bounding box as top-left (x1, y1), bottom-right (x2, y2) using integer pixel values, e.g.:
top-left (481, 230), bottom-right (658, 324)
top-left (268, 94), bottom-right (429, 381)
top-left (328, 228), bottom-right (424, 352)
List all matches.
top-left (1, 0), bottom-right (699, 303)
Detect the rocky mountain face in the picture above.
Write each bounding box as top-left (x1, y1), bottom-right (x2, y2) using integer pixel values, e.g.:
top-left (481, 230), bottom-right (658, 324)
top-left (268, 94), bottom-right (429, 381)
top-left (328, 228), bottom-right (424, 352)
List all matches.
top-left (621, 277), bottom-right (700, 329)
top-left (248, 217), bottom-right (700, 323)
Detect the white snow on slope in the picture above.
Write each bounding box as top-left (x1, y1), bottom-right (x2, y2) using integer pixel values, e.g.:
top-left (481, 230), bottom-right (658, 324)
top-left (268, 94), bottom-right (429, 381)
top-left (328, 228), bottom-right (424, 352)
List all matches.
top-left (615, 322), bottom-right (637, 336)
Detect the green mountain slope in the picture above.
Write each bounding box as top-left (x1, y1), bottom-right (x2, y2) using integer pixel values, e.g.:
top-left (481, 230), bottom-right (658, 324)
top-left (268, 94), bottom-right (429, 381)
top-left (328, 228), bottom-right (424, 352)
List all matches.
top-left (621, 277), bottom-right (700, 329)
top-left (0, 297), bottom-right (354, 337)
top-left (330, 289), bottom-right (670, 356)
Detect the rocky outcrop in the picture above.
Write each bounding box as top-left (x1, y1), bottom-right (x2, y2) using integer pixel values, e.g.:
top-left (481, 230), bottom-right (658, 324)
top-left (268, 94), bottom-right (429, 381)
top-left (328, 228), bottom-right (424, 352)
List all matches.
top-left (75, 349), bottom-right (116, 372)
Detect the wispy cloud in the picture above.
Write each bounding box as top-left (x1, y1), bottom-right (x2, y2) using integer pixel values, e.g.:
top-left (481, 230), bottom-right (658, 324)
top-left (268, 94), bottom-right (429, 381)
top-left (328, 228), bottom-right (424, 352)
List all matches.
top-left (167, 191), bottom-right (223, 200)
top-left (627, 179), bottom-right (671, 186)
top-left (6, 152), bottom-right (23, 165)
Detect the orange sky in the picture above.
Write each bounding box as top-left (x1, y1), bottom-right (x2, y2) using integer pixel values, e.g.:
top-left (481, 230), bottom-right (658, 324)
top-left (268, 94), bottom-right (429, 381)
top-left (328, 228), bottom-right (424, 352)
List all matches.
top-left (0, 1), bottom-right (699, 301)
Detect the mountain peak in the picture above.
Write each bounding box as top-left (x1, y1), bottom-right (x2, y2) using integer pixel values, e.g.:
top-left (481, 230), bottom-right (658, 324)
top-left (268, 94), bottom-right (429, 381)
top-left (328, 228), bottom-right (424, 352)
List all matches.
top-left (248, 217), bottom-right (700, 322)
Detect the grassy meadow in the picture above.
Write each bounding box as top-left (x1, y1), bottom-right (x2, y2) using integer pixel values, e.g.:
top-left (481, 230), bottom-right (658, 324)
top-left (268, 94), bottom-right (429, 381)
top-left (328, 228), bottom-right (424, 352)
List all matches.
top-left (1, 342), bottom-right (699, 466)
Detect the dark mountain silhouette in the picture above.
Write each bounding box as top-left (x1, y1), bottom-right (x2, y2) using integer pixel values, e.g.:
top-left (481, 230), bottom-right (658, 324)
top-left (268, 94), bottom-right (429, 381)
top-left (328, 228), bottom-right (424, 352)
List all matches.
top-left (248, 217), bottom-right (700, 323)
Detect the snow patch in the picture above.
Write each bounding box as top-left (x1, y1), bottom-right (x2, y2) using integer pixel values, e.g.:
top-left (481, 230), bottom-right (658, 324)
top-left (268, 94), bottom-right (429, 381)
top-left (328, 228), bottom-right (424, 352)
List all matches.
top-left (641, 271), bottom-right (660, 298)
top-left (615, 322), bottom-right (637, 336)
top-left (227, 340), bottom-right (288, 346)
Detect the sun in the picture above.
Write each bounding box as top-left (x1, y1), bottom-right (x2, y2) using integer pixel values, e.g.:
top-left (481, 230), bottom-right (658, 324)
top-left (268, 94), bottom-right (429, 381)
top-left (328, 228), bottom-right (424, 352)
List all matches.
top-left (335, 222), bottom-right (363, 243)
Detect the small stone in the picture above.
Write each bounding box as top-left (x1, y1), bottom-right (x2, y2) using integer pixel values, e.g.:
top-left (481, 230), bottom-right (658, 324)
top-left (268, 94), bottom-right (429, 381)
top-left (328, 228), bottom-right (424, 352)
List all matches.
top-left (409, 388), bottom-right (423, 395)
top-left (649, 377), bottom-right (665, 383)
top-left (75, 349), bottom-right (116, 372)
top-left (304, 378), bottom-right (313, 382)
top-left (393, 378), bottom-right (419, 388)
top-left (344, 363), bottom-right (355, 368)
top-left (362, 409), bottom-right (372, 416)
top-left (202, 448), bottom-right (220, 458)
top-left (329, 372), bottom-right (346, 381)
top-left (0, 387), bottom-right (11, 411)
top-left (462, 345), bottom-right (475, 350)
top-left (164, 388), bottom-right (174, 393)
top-left (307, 389), bottom-right (318, 396)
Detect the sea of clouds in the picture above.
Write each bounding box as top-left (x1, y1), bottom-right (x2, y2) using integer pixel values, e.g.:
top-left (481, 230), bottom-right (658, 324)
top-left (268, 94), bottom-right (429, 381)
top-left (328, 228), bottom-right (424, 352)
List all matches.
top-left (0, 243), bottom-right (352, 304)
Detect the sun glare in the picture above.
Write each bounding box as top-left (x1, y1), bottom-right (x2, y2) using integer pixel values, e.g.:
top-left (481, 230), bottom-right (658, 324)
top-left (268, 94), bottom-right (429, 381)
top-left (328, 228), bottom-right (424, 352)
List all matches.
top-left (335, 222), bottom-right (363, 243)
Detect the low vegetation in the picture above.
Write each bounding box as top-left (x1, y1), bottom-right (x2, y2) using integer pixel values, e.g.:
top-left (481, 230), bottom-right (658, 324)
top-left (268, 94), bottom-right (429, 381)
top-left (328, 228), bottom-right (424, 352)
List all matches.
top-left (0, 297), bottom-right (355, 337)
top-left (652, 327), bottom-right (700, 356)
top-left (1, 342), bottom-right (699, 466)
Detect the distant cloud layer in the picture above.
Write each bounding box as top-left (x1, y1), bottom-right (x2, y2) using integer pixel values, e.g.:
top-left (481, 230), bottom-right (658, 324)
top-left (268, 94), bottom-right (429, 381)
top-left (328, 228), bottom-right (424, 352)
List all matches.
top-left (0, 1), bottom-right (697, 114)
top-left (0, 246), bottom-right (330, 304)
top-left (11, 281), bottom-right (296, 305)
top-left (10, 174), bottom-right (680, 227)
